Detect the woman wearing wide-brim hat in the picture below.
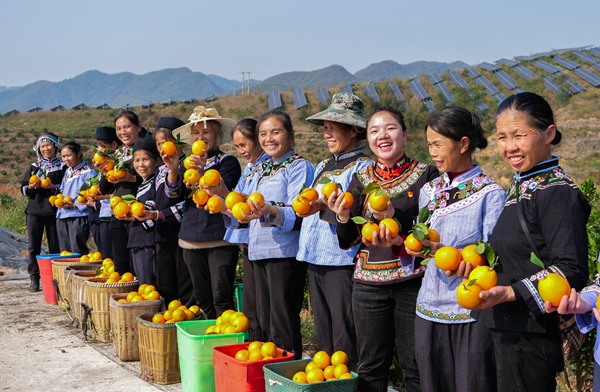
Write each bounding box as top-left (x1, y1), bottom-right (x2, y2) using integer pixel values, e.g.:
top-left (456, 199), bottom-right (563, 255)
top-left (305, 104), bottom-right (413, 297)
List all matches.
top-left (296, 93), bottom-right (373, 370)
top-left (172, 106), bottom-right (241, 319)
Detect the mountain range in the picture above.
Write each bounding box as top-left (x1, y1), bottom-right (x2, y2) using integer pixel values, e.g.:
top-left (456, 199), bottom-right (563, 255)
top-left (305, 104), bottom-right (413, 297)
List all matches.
top-left (0, 60), bottom-right (467, 113)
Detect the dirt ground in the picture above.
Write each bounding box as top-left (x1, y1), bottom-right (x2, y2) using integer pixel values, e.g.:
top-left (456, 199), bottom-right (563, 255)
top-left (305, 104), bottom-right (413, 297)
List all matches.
top-left (0, 274), bottom-right (182, 392)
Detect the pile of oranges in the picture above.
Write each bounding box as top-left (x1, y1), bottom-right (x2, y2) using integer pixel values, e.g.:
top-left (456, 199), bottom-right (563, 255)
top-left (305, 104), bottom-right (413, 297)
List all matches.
top-left (204, 309), bottom-right (250, 335)
top-left (104, 271), bottom-right (135, 284)
top-left (152, 299), bottom-right (202, 324)
top-left (292, 350), bottom-right (353, 384)
top-left (95, 257), bottom-right (115, 277)
top-left (234, 341), bottom-right (281, 362)
top-left (59, 251), bottom-right (74, 256)
top-left (118, 284), bottom-right (161, 303)
top-left (80, 251), bottom-right (104, 263)
top-left (48, 193), bottom-right (72, 208)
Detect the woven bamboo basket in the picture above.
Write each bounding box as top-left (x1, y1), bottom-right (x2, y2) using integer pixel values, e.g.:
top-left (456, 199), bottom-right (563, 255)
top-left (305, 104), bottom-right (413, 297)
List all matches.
top-left (85, 278), bottom-right (138, 343)
top-left (68, 271), bottom-right (98, 324)
top-left (51, 257), bottom-right (98, 300)
top-left (64, 265), bottom-right (101, 316)
top-left (109, 294), bottom-right (163, 361)
top-left (137, 313), bottom-right (181, 384)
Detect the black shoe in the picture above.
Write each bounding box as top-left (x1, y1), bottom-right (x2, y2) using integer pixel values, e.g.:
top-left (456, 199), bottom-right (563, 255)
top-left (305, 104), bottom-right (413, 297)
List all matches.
top-left (28, 276), bottom-right (40, 292)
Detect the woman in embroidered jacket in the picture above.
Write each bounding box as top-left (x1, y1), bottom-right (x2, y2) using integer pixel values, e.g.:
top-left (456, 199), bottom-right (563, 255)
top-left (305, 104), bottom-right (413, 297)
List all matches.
top-left (21, 132), bottom-right (65, 292)
top-left (242, 110), bottom-right (315, 358)
top-left (297, 93), bottom-right (372, 370)
top-left (405, 106), bottom-right (505, 392)
top-left (329, 106), bottom-right (438, 392)
top-left (476, 92), bottom-right (590, 392)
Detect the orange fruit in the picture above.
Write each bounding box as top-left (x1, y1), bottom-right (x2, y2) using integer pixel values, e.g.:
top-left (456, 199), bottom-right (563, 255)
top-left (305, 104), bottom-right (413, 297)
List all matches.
top-left (171, 309), bottom-right (186, 322)
top-left (220, 309), bottom-right (236, 324)
top-left (48, 195), bottom-right (57, 205)
top-left (189, 305), bottom-right (201, 317)
top-left (120, 272), bottom-right (134, 282)
top-left (331, 351), bottom-right (348, 366)
top-left (138, 283), bottom-right (148, 295)
top-left (368, 191), bottom-right (389, 211)
top-left (41, 177), bottom-right (52, 187)
top-left (426, 228), bottom-right (440, 242)
top-left (77, 195), bottom-right (86, 204)
top-left (300, 188), bottom-right (319, 202)
top-left (93, 152), bottom-right (106, 164)
top-left (192, 189), bottom-right (209, 206)
top-left (405, 233), bottom-right (423, 252)
top-left (184, 309), bottom-right (196, 320)
top-left (461, 244), bottom-right (486, 268)
top-left (152, 313), bottom-right (166, 324)
top-left (225, 191), bottom-right (245, 210)
top-left (63, 196), bottom-right (73, 203)
top-left (146, 290), bottom-right (160, 301)
top-left (207, 196), bottom-right (224, 213)
top-left (248, 341), bottom-right (263, 353)
top-left (468, 266), bottom-right (498, 290)
top-left (338, 373), bottom-right (353, 379)
top-left (143, 285), bottom-right (156, 295)
top-left (109, 271), bottom-right (121, 281)
top-left (168, 299), bottom-right (183, 311)
top-left (105, 170), bottom-right (117, 181)
top-left (131, 295), bottom-right (144, 302)
top-left (54, 198), bottom-right (65, 208)
top-left (361, 222), bottom-right (379, 242)
top-left (183, 156), bottom-right (195, 170)
top-left (324, 365), bottom-right (336, 380)
top-left (223, 325), bottom-right (237, 334)
top-left (235, 349), bottom-right (250, 362)
top-left (114, 168), bottom-right (127, 178)
top-left (130, 201), bottom-right (146, 217)
top-left (538, 273), bottom-right (571, 307)
top-left (306, 368), bottom-right (325, 383)
top-left (91, 251), bottom-right (102, 261)
top-left (434, 246), bottom-right (462, 271)
top-left (203, 169), bottom-right (221, 187)
top-left (229, 311), bottom-right (244, 322)
top-left (313, 351), bottom-right (331, 370)
top-left (379, 218), bottom-right (399, 239)
top-left (340, 191), bottom-right (353, 209)
top-left (261, 342), bottom-right (278, 358)
top-left (104, 160), bottom-right (115, 171)
top-left (184, 169), bottom-right (201, 184)
top-left (126, 291), bottom-right (138, 302)
top-left (247, 192), bottom-right (265, 207)
top-left (110, 196), bottom-right (122, 208)
top-left (161, 141), bottom-right (176, 156)
top-left (113, 201), bottom-right (131, 218)
top-left (305, 361), bottom-right (318, 373)
top-left (333, 364), bottom-right (349, 379)
top-left (163, 309), bottom-right (173, 321)
top-left (56, 193), bottom-right (64, 200)
top-left (321, 182), bottom-right (338, 199)
top-left (248, 349), bottom-right (263, 362)
top-left (232, 202), bottom-right (251, 221)
top-left (89, 184), bottom-right (100, 195)
top-left (456, 280), bottom-right (484, 309)
top-left (293, 371), bottom-right (308, 384)
top-left (191, 140), bottom-right (208, 156)
top-left (232, 315), bottom-right (250, 332)
top-left (292, 196), bottom-right (311, 215)
top-left (29, 174), bottom-right (40, 185)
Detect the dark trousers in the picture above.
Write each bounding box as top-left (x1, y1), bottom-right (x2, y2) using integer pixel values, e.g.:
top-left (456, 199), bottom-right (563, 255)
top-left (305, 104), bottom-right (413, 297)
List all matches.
top-left (131, 246), bottom-right (156, 286)
top-left (415, 316), bottom-right (496, 392)
top-left (91, 220), bottom-right (112, 259)
top-left (109, 217), bottom-right (131, 274)
top-left (56, 217), bottom-right (90, 255)
top-left (254, 257), bottom-right (306, 359)
top-left (182, 245), bottom-right (238, 319)
top-left (491, 328), bottom-right (563, 392)
top-left (26, 214), bottom-right (60, 277)
top-left (156, 241), bottom-right (192, 305)
top-left (595, 360), bottom-right (600, 392)
top-left (308, 263), bottom-right (357, 370)
top-left (352, 279), bottom-right (422, 392)
top-left (242, 249), bottom-right (264, 341)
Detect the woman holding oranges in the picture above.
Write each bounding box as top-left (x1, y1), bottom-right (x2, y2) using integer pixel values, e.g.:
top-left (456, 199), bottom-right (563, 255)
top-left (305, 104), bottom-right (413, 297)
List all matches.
top-left (297, 93), bottom-right (372, 370)
top-left (241, 110), bottom-right (315, 358)
top-left (172, 106), bottom-right (241, 320)
top-left (475, 92), bottom-right (590, 392)
top-left (329, 106), bottom-right (438, 392)
top-left (405, 106), bottom-right (505, 392)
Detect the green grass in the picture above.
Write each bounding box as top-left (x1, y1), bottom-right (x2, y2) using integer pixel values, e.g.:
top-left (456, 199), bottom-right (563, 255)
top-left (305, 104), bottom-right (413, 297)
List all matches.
top-left (0, 193), bottom-right (26, 235)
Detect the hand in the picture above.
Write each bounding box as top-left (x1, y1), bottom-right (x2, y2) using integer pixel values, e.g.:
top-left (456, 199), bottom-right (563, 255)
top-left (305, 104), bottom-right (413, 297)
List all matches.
top-left (366, 225), bottom-right (404, 248)
top-left (28, 182), bottom-right (40, 190)
top-left (135, 210), bottom-right (159, 221)
top-left (474, 285), bottom-right (516, 309)
top-left (324, 192), bottom-right (350, 223)
top-left (445, 260), bottom-right (473, 278)
top-left (161, 151), bottom-right (179, 172)
top-left (61, 201), bottom-right (76, 209)
top-left (296, 199), bottom-right (325, 217)
top-left (367, 201), bottom-right (394, 221)
top-left (544, 288), bottom-right (591, 315)
top-left (404, 238), bottom-right (443, 258)
top-left (205, 178), bottom-right (229, 198)
top-left (108, 170), bottom-right (136, 184)
top-left (187, 154), bottom-right (207, 173)
top-left (593, 308), bottom-right (600, 323)
top-left (93, 160), bottom-right (108, 173)
top-left (41, 181), bottom-right (55, 190)
top-left (243, 199), bottom-right (275, 222)
top-left (114, 211), bottom-right (135, 221)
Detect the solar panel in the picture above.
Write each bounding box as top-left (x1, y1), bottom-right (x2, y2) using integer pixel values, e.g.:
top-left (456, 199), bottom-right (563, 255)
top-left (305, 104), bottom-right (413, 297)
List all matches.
top-left (428, 73), bottom-right (443, 85)
top-left (449, 70), bottom-right (471, 89)
top-left (339, 83), bottom-right (353, 94)
top-left (495, 70), bottom-right (519, 90)
top-left (364, 84), bottom-right (381, 103)
top-left (515, 54), bottom-right (539, 62)
top-left (424, 101), bottom-right (436, 112)
top-left (476, 101), bottom-right (489, 111)
top-left (496, 58), bottom-right (519, 67)
top-left (562, 75), bottom-right (586, 93)
top-left (473, 76), bottom-right (500, 95)
top-left (268, 89), bottom-right (282, 110)
top-left (532, 60), bottom-right (561, 74)
top-left (478, 62), bottom-right (500, 72)
top-left (574, 68), bottom-right (600, 87)
top-left (433, 82), bottom-right (455, 103)
top-left (409, 79), bottom-right (430, 100)
top-left (494, 93), bottom-right (506, 105)
top-left (388, 82), bottom-right (406, 102)
top-left (292, 88), bottom-right (307, 110)
top-left (589, 47), bottom-right (600, 57)
top-left (552, 56), bottom-right (580, 70)
top-left (593, 64), bottom-right (600, 74)
top-left (466, 67), bottom-right (481, 78)
top-left (514, 65), bottom-right (536, 80)
top-left (573, 51), bottom-right (599, 65)
top-left (316, 87), bottom-right (330, 105)
top-left (542, 76), bottom-right (569, 95)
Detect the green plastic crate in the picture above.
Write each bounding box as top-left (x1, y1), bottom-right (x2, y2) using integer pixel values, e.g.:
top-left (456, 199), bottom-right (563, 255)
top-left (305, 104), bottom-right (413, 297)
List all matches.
top-left (263, 359), bottom-right (358, 392)
top-left (176, 320), bottom-right (245, 392)
top-left (234, 284), bottom-right (244, 312)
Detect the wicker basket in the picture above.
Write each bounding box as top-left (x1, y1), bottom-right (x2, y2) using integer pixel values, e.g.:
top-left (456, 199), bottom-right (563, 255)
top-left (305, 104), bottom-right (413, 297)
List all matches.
top-left (109, 294), bottom-right (163, 361)
top-left (68, 271), bottom-right (98, 325)
top-left (137, 313), bottom-right (181, 384)
top-left (85, 278), bottom-right (138, 342)
top-left (64, 265), bottom-right (101, 317)
top-left (51, 257), bottom-right (98, 299)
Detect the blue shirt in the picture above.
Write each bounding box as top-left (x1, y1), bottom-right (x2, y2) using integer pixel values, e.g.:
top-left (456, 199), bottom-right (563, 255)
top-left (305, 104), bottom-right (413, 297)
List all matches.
top-left (224, 152), bottom-right (270, 245)
top-left (56, 161), bottom-right (96, 219)
top-left (577, 274), bottom-right (600, 365)
top-left (415, 166), bottom-right (506, 323)
top-left (297, 148), bottom-right (372, 266)
top-left (248, 150), bottom-right (315, 261)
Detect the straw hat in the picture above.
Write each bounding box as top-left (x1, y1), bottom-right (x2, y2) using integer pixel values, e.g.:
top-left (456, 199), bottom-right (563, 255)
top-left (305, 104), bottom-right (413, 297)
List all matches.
top-left (172, 106), bottom-right (237, 144)
top-left (306, 93), bottom-right (367, 130)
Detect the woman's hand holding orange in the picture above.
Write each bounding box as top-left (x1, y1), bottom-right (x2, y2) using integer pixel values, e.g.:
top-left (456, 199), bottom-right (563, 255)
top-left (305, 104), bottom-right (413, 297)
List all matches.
top-left (325, 191), bottom-right (350, 223)
top-left (296, 198), bottom-right (325, 218)
top-left (474, 285), bottom-right (516, 309)
top-left (367, 200), bottom-right (394, 221)
top-left (367, 224), bottom-right (404, 248)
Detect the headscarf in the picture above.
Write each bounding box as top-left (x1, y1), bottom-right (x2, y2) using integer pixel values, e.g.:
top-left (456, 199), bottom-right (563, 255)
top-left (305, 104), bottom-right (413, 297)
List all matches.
top-left (33, 132), bottom-right (60, 160)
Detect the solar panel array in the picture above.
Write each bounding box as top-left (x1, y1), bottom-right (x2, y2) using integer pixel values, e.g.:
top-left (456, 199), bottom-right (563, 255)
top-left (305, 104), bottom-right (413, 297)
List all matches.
top-left (532, 60), bottom-right (561, 74)
top-left (552, 56), bottom-right (579, 70)
top-left (449, 70), bottom-right (471, 89)
top-left (388, 82), bottom-right (406, 102)
top-left (428, 73), bottom-right (443, 84)
top-left (543, 76), bottom-right (569, 95)
top-left (590, 47), bottom-right (600, 57)
top-left (466, 67), bottom-right (481, 78)
top-left (573, 51), bottom-right (599, 65)
top-left (574, 68), bottom-right (600, 87)
top-left (495, 70), bottom-right (519, 90)
top-left (514, 65), bottom-right (537, 80)
top-left (364, 84), bottom-right (381, 102)
top-left (339, 84), bottom-right (353, 95)
top-left (496, 58), bottom-right (519, 67)
top-left (428, 73), bottom-right (455, 103)
top-left (472, 75), bottom-right (500, 95)
top-left (316, 87), bottom-right (330, 105)
top-left (268, 89), bottom-right (282, 110)
top-left (516, 54), bottom-right (539, 62)
top-left (408, 79), bottom-right (430, 100)
top-left (562, 75), bottom-right (586, 94)
top-left (478, 62), bottom-right (500, 72)
top-left (292, 88), bottom-right (307, 110)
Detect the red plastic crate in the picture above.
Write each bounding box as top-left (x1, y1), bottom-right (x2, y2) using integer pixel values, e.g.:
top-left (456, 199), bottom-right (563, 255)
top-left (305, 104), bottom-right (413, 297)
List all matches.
top-left (213, 343), bottom-right (295, 392)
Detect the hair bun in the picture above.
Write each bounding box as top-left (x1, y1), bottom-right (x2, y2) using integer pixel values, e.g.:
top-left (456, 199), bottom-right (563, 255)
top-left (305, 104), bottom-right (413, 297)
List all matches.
top-left (551, 129), bottom-right (562, 145)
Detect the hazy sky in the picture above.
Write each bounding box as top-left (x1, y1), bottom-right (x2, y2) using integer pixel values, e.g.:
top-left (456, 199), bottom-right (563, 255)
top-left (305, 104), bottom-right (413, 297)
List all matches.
top-left (2, 0), bottom-right (599, 87)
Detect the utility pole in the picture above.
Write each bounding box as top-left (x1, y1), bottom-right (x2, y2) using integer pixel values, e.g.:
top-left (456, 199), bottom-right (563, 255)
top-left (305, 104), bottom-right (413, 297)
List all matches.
top-left (247, 71), bottom-right (251, 94)
top-left (241, 72), bottom-right (245, 95)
